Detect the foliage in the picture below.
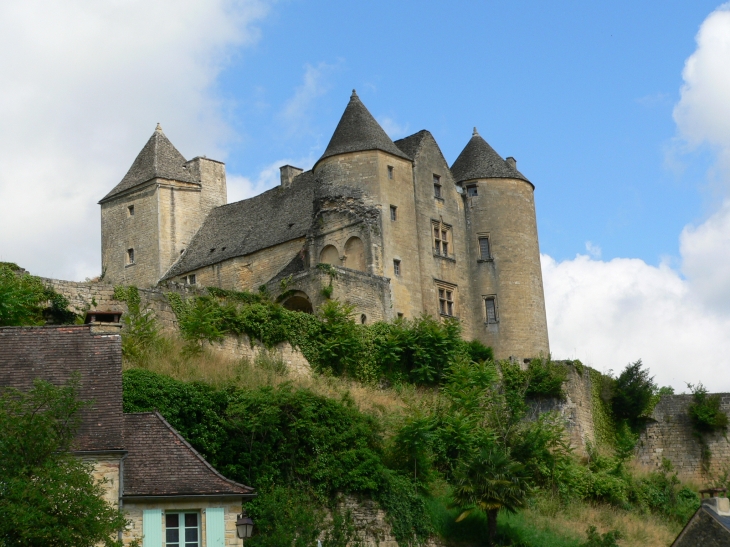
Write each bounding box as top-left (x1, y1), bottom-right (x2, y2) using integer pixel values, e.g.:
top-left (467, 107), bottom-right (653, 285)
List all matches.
top-left (114, 286), bottom-right (161, 361)
top-left (0, 379), bottom-right (130, 547)
top-left (500, 357), bottom-right (568, 408)
top-left (611, 360), bottom-right (656, 431)
top-left (0, 264), bottom-right (76, 326)
top-left (377, 472), bottom-right (433, 546)
top-left (245, 486), bottom-right (324, 547)
top-left (588, 369), bottom-right (617, 449)
top-left (687, 382), bottom-right (728, 434)
top-left (579, 527), bottom-right (622, 547)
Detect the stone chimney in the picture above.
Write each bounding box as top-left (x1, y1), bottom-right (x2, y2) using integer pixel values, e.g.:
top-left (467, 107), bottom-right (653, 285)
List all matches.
top-left (280, 165), bottom-right (303, 188)
top-left (506, 157), bottom-right (517, 169)
top-left (700, 489), bottom-right (730, 516)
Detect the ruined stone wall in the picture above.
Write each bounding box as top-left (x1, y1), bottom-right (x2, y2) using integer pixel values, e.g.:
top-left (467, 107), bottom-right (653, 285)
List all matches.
top-left (636, 394), bottom-right (730, 482)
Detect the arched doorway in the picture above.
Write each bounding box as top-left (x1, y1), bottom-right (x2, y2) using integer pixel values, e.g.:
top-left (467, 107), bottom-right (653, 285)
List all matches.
top-left (282, 291), bottom-right (313, 314)
top-left (344, 237), bottom-right (365, 271)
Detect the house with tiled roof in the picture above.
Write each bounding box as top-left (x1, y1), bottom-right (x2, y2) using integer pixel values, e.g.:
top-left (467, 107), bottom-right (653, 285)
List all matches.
top-left (0, 323), bottom-right (254, 546)
top-left (100, 91), bottom-right (550, 361)
top-left (671, 493), bottom-right (730, 546)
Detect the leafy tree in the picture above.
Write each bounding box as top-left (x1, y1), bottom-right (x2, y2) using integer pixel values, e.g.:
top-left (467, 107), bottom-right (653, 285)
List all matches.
top-left (452, 447), bottom-right (531, 547)
top-left (611, 359), bottom-right (656, 430)
top-left (0, 264), bottom-right (76, 326)
top-left (0, 378), bottom-right (130, 547)
top-left (687, 382), bottom-right (728, 434)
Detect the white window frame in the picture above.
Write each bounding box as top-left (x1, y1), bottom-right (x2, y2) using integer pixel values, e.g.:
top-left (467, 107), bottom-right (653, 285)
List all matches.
top-left (164, 511), bottom-right (201, 547)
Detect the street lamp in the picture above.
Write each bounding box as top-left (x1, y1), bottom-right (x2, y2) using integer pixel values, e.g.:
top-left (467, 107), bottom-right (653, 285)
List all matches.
top-left (236, 512), bottom-right (254, 540)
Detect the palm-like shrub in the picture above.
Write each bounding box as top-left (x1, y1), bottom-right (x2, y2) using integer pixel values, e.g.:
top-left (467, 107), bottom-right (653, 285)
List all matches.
top-left (452, 446), bottom-right (531, 547)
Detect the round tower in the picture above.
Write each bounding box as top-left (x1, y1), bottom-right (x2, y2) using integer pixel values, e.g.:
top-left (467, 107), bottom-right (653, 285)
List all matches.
top-left (451, 128), bottom-right (549, 360)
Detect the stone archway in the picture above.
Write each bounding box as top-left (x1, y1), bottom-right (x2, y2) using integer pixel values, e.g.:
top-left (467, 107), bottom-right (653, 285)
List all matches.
top-left (282, 291), bottom-right (314, 314)
top-left (319, 245), bottom-right (341, 266)
top-left (344, 236), bottom-right (365, 271)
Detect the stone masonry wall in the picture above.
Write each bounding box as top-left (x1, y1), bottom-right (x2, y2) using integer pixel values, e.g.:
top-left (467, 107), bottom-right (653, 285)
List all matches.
top-left (636, 393), bottom-right (730, 482)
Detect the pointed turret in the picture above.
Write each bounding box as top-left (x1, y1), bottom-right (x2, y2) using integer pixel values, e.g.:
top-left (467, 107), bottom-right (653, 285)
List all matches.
top-left (451, 128), bottom-right (530, 186)
top-left (100, 125), bottom-right (197, 203)
top-left (316, 90), bottom-right (411, 167)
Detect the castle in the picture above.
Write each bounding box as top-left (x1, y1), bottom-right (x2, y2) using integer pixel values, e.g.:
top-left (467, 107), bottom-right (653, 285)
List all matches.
top-left (100, 91), bottom-right (549, 360)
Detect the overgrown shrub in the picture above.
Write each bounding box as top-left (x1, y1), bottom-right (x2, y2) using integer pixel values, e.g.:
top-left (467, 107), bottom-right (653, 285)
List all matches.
top-left (611, 360), bottom-right (656, 430)
top-left (0, 264), bottom-right (76, 326)
top-left (687, 382), bottom-right (728, 434)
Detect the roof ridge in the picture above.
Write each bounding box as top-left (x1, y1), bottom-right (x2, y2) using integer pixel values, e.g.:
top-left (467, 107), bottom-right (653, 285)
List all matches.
top-left (149, 411), bottom-right (253, 493)
top-left (315, 91), bottom-right (411, 167)
top-left (450, 131), bottom-right (531, 186)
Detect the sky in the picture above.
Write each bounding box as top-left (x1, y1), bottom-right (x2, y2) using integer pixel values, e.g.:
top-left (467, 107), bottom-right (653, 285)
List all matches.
top-left (1, 0), bottom-right (729, 390)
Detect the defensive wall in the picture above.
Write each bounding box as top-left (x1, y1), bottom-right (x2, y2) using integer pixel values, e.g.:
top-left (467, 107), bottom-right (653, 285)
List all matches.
top-left (40, 278), bottom-right (730, 483)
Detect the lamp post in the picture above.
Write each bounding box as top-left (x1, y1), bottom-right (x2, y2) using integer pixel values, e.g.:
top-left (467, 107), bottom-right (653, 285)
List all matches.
top-left (236, 512), bottom-right (254, 542)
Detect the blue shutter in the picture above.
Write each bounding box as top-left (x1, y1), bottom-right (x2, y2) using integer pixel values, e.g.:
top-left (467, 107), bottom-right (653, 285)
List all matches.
top-left (142, 509), bottom-right (162, 547)
top-left (206, 507), bottom-right (226, 547)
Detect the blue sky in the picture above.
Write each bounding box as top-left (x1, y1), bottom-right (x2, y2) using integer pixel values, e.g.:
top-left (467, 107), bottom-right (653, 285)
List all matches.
top-left (1, 1), bottom-right (729, 389)
top-left (213, 0), bottom-right (721, 266)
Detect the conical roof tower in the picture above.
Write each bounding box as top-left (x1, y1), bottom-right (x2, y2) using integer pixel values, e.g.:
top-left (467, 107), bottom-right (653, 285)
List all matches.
top-left (451, 128), bottom-right (530, 186)
top-left (100, 124), bottom-right (196, 203)
top-left (316, 90), bottom-right (411, 167)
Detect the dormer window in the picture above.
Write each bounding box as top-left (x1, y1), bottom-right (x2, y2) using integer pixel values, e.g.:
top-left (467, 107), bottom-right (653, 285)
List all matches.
top-left (466, 185), bottom-right (478, 197)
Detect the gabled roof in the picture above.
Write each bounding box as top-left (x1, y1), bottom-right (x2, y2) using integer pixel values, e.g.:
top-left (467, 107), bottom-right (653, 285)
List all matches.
top-left (450, 128), bottom-right (531, 185)
top-left (123, 412), bottom-right (254, 498)
top-left (100, 125), bottom-right (198, 203)
top-left (316, 90), bottom-right (411, 167)
top-left (394, 130), bottom-right (430, 159)
top-left (671, 503), bottom-right (730, 546)
top-left (163, 170), bottom-right (318, 279)
top-left (0, 325), bottom-right (124, 452)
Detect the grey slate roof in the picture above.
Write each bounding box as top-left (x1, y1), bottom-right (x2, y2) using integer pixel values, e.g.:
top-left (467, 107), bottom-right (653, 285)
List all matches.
top-left (164, 170), bottom-right (318, 279)
top-left (316, 91), bottom-right (411, 166)
top-left (0, 325), bottom-right (124, 452)
top-left (123, 412), bottom-right (254, 498)
top-left (450, 128), bottom-right (531, 185)
top-left (394, 130), bottom-right (430, 159)
top-left (100, 125), bottom-right (198, 203)
top-left (671, 504), bottom-right (730, 546)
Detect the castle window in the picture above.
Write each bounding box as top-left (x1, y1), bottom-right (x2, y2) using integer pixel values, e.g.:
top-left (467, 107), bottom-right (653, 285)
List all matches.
top-left (466, 184), bottom-right (478, 197)
top-left (433, 175), bottom-right (442, 199)
top-left (127, 205), bottom-right (135, 217)
top-left (397, 312), bottom-right (404, 319)
top-left (393, 259), bottom-right (401, 277)
top-left (484, 295), bottom-right (498, 323)
top-left (432, 221), bottom-right (451, 257)
top-left (478, 236), bottom-right (492, 260)
top-left (126, 248), bottom-right (135, 265)
top-left (361, 314), bottom-right (367, 324)
top-left (165, 512), bottom-right (200, 547)
top-left (436, 282), bottom-right (456, 317)
top-left (390, 205), bottom-right (397, 221)
top-left (186, 274), bottom-right (196, 285)
top-left (388, 165), bottom-right (394, 180)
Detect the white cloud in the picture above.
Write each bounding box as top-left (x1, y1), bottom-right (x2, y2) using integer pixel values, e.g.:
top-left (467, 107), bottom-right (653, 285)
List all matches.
top-left (0, 0), bottom-right (268, 280)
top-left (279, 61), bottom-right (341, 135)
top-left (227, 154), bottom-right (316, 203)
top-left (544, 5), bottom-right (730, 392)
top-left (377, 116), bottom-right (410, 140)
top-left (584, 241), bottom-right (602, 259)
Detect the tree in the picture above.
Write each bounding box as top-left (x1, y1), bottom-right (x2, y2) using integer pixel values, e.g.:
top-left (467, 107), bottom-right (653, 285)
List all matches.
top-left (611, 359), bottom-right (656, 430)
top-left (452, 446), bottom-right (531, 547)
top-left (0, 378), bottom-right (130, 547)
top-left (0, 263), bottom-right (76, 326)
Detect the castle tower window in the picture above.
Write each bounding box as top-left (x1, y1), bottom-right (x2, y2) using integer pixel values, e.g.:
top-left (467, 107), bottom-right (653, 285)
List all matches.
top-left (127, 205), bottom-right (135, 216)
top-left (432, 221), bottom-right (451, 257)
top-left (484, 295), bottom-right (498, 323)
top-left (393, 259), bottom-right (401, 276)
top-left (433, 175), bottom-right (442, 199)
top-left (466, 184), bottom-right (478, 197)
top-left (387, 165), bottom-right (394, 179)
top-left (390, 205), bottom-right (397, 221)
top-left (436, 283), bottom-right (456, 317)
top-left (478, 236), bottom-right (492, 260)
top-left (397, 312), bottom-right (404, 319)
top-left (126, 248), bottom-right (135, 265)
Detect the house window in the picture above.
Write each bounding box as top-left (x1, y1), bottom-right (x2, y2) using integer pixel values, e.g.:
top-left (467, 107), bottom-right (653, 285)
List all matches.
top-left (437, 284), bottom-right (455, 317)
top-left (478, 236), bottom-right (491, 260)
top-left (390, 205), bottom-right (397, 221)
top-left (432, 221), bottom-right (451, 257)
top-left (185, 274), bottom-right (196, 285)
top-left (127, 205), bottom-right (135, 216)
top-left (165, 512), bottom-right (200, 547)
top-left (484, 296), bottom-right (498, 323)
top-left (126, 248), bottom-right (135, 265)
top-left (387, 165), bottom-right (394, 180)
top-left (466, 184), bottom-right (478, 197)
top-left (393, 259), bottom-right (401, 276)
top-left (433, 175), bottom-right (442, 199)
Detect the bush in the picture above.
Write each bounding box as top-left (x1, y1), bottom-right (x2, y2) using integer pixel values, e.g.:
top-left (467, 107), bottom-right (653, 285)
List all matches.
top-left (687, 382), bottom-right (728, 434)
top-left (611, 360), bottom-right (656, 430)
top-left (0, 264), bottom-right (76, 326)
